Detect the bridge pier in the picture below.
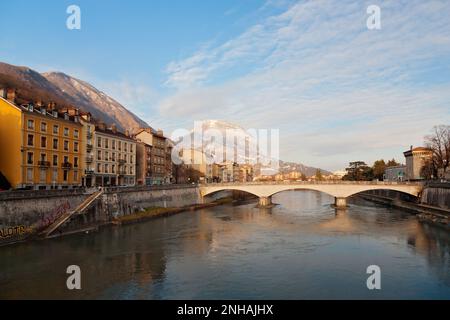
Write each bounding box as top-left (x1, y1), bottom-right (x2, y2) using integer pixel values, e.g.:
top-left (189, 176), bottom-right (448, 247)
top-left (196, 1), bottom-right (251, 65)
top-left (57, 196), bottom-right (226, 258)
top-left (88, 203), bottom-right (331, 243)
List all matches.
top-left (334, 197), bottom-right (347, 208)
top-left (258, 196), bottom-right (273, 208)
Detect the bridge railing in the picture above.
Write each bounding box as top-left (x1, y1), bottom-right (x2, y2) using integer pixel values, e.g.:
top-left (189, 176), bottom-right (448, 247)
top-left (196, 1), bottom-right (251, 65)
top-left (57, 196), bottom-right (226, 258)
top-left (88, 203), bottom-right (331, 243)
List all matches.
top-left (200, 181), bottom-right (423, 186)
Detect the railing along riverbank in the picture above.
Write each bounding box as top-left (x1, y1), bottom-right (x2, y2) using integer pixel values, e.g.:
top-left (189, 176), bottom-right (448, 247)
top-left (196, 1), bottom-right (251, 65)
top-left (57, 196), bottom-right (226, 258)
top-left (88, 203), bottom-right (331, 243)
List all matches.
top-left (0, 184), bottom-right (199, 201)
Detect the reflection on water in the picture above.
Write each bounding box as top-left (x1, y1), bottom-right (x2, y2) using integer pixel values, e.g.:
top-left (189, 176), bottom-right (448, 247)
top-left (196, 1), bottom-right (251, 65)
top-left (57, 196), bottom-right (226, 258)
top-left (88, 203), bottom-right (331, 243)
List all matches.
top-left (0, 191), bottom-right (449, 299)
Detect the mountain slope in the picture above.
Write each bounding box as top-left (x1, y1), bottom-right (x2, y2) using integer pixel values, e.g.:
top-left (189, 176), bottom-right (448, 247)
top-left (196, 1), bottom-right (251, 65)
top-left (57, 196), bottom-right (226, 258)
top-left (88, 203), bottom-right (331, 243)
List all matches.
top-left (0, 62), bottom-right (149, 131)
top-left (43, 72), bottom-right (149, 131)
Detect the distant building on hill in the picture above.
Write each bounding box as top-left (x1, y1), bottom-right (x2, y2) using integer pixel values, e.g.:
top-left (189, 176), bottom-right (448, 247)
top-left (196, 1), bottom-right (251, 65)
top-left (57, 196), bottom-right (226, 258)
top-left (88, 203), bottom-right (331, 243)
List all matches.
top-left (332, 170), bottom-right (347, 180)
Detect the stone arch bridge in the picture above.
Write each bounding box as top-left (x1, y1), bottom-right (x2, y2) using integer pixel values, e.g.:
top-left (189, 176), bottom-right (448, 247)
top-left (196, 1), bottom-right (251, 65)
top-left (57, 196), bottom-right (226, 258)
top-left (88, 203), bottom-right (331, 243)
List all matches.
top-left (200, 181), bottom-right (423, 208)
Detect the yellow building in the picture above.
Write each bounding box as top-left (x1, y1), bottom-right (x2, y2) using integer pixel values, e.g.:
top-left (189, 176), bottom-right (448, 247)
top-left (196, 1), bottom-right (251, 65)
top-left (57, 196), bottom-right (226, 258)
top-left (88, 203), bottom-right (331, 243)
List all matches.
top-left (0, 90), bottom-right (83, 190)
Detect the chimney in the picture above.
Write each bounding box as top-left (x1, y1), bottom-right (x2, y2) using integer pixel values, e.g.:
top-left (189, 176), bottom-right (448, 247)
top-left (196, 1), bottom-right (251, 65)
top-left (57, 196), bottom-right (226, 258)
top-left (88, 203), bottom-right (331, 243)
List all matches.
top-left (98, 122), bottom-right (106, 131)
top-left (410, 145), bottom-right (413, 151)
top-left (47, 102), bottom-right (57, 111)
top-left (125, 129), bottom-right (130, 137)
top-left (81, 113), bottom-right (91, 122)
top-left (63, 106), bottom-right (77, 116)
top-left (0, 88), bottom-right (6, 99)
top-left (6, 89), bottom-right (16, 103)
top-left (157, 129), bottom-right (164, 136)
top-left (111, 124), bottom-right (117, 133)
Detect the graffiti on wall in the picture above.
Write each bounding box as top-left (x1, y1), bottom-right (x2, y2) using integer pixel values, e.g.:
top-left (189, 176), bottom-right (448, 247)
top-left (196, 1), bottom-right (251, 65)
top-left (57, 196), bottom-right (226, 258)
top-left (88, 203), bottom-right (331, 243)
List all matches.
top-left (0, 225), bottom-right (32, 239)
top-left (35, 201), bottom-right (71, 230)
top-left (0, 201), bottom-right (72, 242)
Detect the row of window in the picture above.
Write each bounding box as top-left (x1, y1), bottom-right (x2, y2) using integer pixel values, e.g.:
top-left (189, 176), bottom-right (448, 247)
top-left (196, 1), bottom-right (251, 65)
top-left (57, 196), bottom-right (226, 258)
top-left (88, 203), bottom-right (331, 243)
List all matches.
top-left (153, 156), bottom-right (165, 165)
top-left (153, 148), bottom-right (165, 156)
top-left (27, 119), bottom-right (79, 138)
top-left (96, 151), bottom-right (134, 163)
top-left (26, 168), bottom-right (79, 183)
top-left (97, 137), bottom-right (134, 152)
top-left (153, 165), bottom-right (164, 174)
top-left (154, 139), bottom-right (165, 148)
top-left (26, 152), bottom-right (78, 168)
top-left (96, 163), bottom-right (134, 175)
top-left (27, 134), bottom-right (79, 152)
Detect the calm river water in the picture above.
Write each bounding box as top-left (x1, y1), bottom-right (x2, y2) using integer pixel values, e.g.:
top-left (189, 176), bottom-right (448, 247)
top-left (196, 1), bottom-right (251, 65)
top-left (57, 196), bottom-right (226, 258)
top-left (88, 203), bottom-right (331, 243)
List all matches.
top-left (0, 191), bottom-right (449, 299)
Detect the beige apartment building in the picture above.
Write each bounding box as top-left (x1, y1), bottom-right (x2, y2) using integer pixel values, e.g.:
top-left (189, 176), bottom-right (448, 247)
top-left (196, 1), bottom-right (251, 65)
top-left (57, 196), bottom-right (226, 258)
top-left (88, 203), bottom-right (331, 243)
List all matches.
top-left (75, 110), bottom-right (136, 187)
top-left (94, 123), bottom-right (136, 186)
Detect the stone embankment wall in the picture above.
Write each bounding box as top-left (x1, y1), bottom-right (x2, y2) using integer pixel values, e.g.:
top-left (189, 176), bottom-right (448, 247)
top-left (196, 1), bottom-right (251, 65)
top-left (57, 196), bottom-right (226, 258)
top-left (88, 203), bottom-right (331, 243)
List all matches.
top-left (360, 189), bottom-right (417, 203)
top-left (362, 183), bottom-right (450, 210)
top-left (101, 185), bottom-right (202, 219)
top-left (0, 185), bottom-right (202, 245)
top-left (420, 183), bottom-right (450, 210)
top-left (0, 189), bottom-right (89, 243)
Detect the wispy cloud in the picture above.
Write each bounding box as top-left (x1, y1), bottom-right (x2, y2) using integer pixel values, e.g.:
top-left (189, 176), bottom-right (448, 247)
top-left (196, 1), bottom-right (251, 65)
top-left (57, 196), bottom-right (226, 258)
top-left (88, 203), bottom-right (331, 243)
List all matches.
top-left (160, 0), bottom-right (450, 170)
top-left (98, 79), bottom-right (159, 122)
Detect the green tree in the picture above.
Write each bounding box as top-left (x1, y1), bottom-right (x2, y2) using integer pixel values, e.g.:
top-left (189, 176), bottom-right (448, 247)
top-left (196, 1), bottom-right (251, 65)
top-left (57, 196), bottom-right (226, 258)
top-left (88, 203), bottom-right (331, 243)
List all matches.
top-left (343, 161), bottom-right (372, 181)
top-left (300, 173), bottom-right (307, 181)
top-left (315, 169), bottom-right (323, 181)
top-left (386, 158), bottom-right (399, 167)
top-left (372, 159), bottom-right (386, 180)
top-left (363, 166), bottom-right (374, 181)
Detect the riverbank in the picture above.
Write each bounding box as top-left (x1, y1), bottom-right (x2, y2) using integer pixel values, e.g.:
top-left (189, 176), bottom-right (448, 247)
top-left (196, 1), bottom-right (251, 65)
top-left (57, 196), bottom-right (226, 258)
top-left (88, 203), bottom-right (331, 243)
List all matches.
top-left (357, 193), bottom-right (450, 230)
top-left (0, 185), bottom-right (203, 246)
top-left (21, 198), bottom-right (241, 244)
top-left (113, 198), bottom-right (234, 226)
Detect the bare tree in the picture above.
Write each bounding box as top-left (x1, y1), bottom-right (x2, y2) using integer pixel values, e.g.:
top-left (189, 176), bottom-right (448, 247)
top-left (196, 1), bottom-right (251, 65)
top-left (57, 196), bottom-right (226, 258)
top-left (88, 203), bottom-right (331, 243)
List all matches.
top-left (420, 158), bottom-right (437, 180)
top-left (424, 125), bottom-right (450, 177)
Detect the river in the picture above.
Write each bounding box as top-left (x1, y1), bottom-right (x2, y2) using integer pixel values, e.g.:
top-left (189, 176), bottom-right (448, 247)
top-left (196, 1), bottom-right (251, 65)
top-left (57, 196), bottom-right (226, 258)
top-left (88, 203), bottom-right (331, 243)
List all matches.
top-left (0, 191), bottom-right (449, 299)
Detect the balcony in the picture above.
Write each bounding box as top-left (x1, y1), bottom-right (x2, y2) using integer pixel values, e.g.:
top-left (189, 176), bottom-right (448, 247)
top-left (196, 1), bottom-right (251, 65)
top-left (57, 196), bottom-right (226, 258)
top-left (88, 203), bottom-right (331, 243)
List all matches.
top-left (118, 170), bottom-right (127, 176)
top-left (85, 169), bottom-right (95, 175)
top-left (61, 162), bottom-right (73, 169)
top-left (86, 155), bottom-right (94, 163)
top-left (86, 144), bottom-right (93, 152)
top-left (119, 159), bottom-right (126, 165)
top-left (38, 161), bottom-right (51, 168)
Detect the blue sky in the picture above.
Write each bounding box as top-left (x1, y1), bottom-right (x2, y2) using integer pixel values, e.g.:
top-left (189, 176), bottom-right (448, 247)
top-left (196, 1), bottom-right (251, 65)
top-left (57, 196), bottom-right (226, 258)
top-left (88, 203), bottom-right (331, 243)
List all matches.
top-left (1, 0), bottom-right (450, 171)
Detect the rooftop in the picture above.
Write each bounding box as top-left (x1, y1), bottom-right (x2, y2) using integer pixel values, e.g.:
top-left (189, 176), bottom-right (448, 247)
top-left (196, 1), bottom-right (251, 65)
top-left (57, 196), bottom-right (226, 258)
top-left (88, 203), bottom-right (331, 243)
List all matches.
top-left (94, 124), bottom-right (135, 141)
top-left (403, 146), bottom-right (432, 156)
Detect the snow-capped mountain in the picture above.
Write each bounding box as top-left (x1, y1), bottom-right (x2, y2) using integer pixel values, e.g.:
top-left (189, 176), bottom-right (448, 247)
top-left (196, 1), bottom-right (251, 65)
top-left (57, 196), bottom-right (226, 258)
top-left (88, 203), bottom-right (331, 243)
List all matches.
top-left (174, 120), bottom-right (331, 176)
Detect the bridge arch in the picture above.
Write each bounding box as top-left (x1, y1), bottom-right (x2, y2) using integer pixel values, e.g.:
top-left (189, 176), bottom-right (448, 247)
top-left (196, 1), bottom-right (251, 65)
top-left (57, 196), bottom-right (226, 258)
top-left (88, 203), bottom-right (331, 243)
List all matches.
top-left (344, 188), bottom-right (419, 199)
top-left (200, 182), bottom-right (422, 208)
top-left (266, 188), bottom-right (337, 199)
top-left (201, 186), bottom-right (262, 199)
